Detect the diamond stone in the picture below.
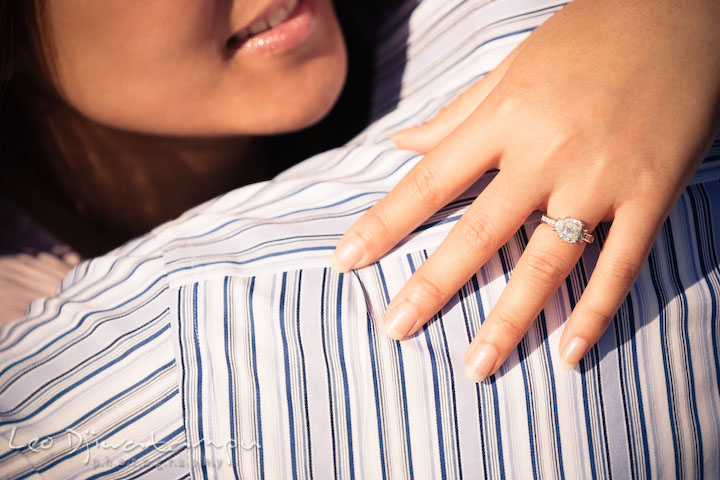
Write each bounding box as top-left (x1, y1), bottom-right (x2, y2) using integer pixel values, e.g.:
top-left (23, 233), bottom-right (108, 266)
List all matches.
top-left (554, 217), bottom-right (584, 243)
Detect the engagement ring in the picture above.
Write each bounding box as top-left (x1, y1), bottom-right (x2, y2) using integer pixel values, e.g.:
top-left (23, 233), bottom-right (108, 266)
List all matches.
top-left (540, 215), bottom-right (595, 244)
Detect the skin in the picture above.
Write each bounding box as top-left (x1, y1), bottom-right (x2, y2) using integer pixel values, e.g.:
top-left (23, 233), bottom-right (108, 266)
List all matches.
top-left (26, 0), bottom-right (347, 247)
top-left (0, 0), bottom-right (347, 323)
top-left (332, 0), bottom-right (720, 380)
top-left (43, 0), bottom-right (347, 136)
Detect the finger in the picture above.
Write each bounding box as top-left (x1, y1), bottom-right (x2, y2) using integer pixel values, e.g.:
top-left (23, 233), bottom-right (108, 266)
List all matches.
top-left (331, 105), bottom-right (503, 273)
top-left (557, 208), bottom-right (661, 369)
top-left (464, 209), bottom-right (605, 382)
top-left (390, 43), bottom-right (523, 152)
top-left (380, 170), bottom-right (544, 340)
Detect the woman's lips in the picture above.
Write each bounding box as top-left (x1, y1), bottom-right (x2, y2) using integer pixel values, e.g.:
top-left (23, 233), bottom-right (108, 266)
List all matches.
top-left (226, 0), bottom-right (316, 55)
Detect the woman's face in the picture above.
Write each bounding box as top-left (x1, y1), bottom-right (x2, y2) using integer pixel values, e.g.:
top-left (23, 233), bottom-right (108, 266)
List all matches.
top-left (44, 0), bottom-right (347, 136)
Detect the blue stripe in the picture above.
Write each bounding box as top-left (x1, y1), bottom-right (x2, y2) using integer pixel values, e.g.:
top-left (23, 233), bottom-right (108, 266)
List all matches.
top-left (595, 345), bottom-right (613, 480)
top-left (295, 271), bottom-right (314, 480)
top-left (1, 307), bottom-right (169, 415)
top-left (396, 3), bottom-right (559, 93)
top-left (424, 324), bottom-right (447, 479)
top-left (500, 244), bottom-right (538, 480)
top-left (596, 211), bottom-right (649, 480)
top-left (580, 361), bottom-right (597, 480)
top-left (319, 269), bottom-right (339, 478)
top-left (248, 277), bottom-right (265, 478)
top-left (176, 288), bottom-right (190, 476)
top-left (439, 303), bottom-right (463, 479)
top-left (335, 273), bottom-right (356, 480)
top-left (649, 234), bottom-right (682, 479)
top-left (518, 352), bottom-right (539, 480)
top-left (366, 310), bottom-right (389, 480)
top-left (474, 272), bottom-right (506, 480)
top-left (666, 214), bottom-right (705, 476)
top-left (168, 234), bottom-right (346, 266)
top-left (691, 184), bottom-right (720, 401)
top-left (176, 288), bottom-right (190, 474)
top-left (279, 272), bottom-right (299, 480)
top-left (17, 390), bottom-right (180, 479)
top-left (0, 323), bottom-right (171, 425)
top-left (0, 360), bottom-right (174, 460)
top-left (222, 277), bottom-right (241, 480)
top-left (356, 267), bottom-right (388, 480)
top-left (407, 253), bottom-right (447, 479)
top-left (567, 265), bottom-right (599, 480)
top-left (163, 150), bottom-right (423, 248)
top-left (191, 283), bottom-right (209, 479)
top-left (489, 374), bottom-right (505, 479)
top-left (170, 246), bottom-right (336, 274)
top-left (628, 298), bottom-right (651, 477)
top-left (0, 267), bottom-right (168, 372)
top-left (379, 1), bottom-right (558, 69)
top-left (394, 340), bottom-right (415, 480)
top-left (687, 183), bottom-right (720, 448)
top-left (0, 255), bottom-right (167, 355)
top-left (165, 196), bottom-right (385, 265)
top-left (537, 309), bottom-right (565, 479)
top-left (709, 181), bottom-right (720, 404)
top-left (376, 263), bottom-right (415, 479)
top-left (168, 192), bottom-right (474, 267)
top-left (84, 425), bottom-right (185, 480)
top-left (402, 25), bottom-right (537, 101)
top-left (0, 245), bottom-right (154, 346)
top-left (462, 277), bottom-right (489, 480)
top-left (592, 341), bottom-right (613, 480)
top-left (614, 301), bottom-right (638, 480)
top-left (122, 443), bottom-right (187, 480)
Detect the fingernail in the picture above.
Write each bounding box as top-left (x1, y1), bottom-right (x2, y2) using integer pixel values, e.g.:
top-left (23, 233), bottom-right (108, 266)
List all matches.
top-left (331, 238), bottom-right (363, 273)
top-left (560, 337), bottom-right (589, 370)
top-left (384, 302), bottom-right (418, 340)
top-left (464, 343), bottom-right (499, 382)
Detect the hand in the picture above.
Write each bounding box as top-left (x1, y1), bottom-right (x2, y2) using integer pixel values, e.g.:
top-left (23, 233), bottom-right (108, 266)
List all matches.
top-left (331, 0), bottom-right (720, 380)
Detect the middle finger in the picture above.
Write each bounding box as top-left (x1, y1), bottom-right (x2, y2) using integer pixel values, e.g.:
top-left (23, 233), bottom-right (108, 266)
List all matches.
top-left (382, 169), bottom-right (543, 340)
top-left (464, 208), bottom-right (605, 382)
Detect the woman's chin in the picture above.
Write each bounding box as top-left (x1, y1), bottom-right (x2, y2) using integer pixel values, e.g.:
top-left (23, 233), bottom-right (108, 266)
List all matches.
top-left (266, 87), bottom-right (346, 134)
top-left (218, 54), bottom-right (348, 136)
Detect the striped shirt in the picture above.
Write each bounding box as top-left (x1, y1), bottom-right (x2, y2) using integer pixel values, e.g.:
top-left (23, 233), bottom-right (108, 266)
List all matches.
top-left (2, 0), bottom-right (720, 478)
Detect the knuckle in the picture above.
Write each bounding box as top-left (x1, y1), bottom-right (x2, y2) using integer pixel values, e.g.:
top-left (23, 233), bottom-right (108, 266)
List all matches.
top-left (545, 123), bottom-right (576, 154)
top-left (361, 209), bottom-right (394, 245)
top-left (489, 308), bottom-right (525, 339)
top-left (523, 250), bottom-right (569, 286)
top-left (492, 82), bottom-right (535, 119)
top-left (495, 95), bottom-right (520, 120)
top-left (635, 168), bottom-right (666, 201)
top-left (578, 305), bottom-right (613, 332)
top-left (410, 274), bottom-right (446, 303)
top-left (602, 258), bottom-right (639, 284)
top-left (408, 163), bottom-right (443, 207)
top-left (456, 212), bottom-right (497, 251)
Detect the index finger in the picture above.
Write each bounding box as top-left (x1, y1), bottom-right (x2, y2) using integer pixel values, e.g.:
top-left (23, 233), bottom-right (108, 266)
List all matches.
top-left (331, 106), bottom-right (502, 273)
top-left (379, 170), bottom-right (543, 339)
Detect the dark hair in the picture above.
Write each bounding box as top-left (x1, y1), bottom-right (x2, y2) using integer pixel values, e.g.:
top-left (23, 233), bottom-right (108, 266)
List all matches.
top-left (1, 0), bottom-right (53, 172)
top-left (0, 1), bottom-right (100, 252)
top-left (0, 1), bottom-right (397, 254)
top-left (0, 2), bottom-right (11, 91)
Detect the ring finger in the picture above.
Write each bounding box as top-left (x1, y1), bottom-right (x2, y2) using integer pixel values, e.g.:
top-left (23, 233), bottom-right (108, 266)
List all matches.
top-left (464, 206), bottom-right (606, 382)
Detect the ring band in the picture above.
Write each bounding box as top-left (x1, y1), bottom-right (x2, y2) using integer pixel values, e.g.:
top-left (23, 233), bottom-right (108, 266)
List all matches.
top-left (540, 214), bottom-right (595, 244)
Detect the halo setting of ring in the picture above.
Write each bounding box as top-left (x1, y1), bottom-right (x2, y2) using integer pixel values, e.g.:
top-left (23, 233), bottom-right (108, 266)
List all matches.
top-left (540, 215), bottom-right (595, 244)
